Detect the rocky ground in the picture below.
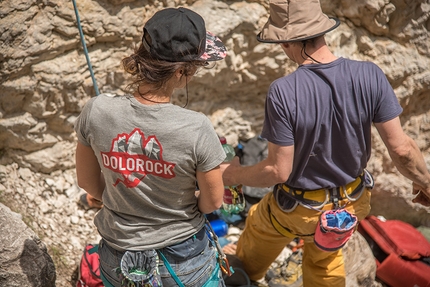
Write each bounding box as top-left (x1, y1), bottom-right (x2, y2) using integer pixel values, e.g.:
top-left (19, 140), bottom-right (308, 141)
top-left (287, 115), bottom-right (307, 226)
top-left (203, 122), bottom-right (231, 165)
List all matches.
top-left (0, 162), bottom-right (425, 287)
top-left (0, 163), bottom-right (100, 287)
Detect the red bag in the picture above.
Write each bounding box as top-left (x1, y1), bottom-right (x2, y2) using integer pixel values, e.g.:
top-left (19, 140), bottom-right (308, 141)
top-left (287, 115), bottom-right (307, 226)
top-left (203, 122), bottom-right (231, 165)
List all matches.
top-left (358, 215), bottom-right (430, 287)
top-left (76, 244), bottom-right (104, 287)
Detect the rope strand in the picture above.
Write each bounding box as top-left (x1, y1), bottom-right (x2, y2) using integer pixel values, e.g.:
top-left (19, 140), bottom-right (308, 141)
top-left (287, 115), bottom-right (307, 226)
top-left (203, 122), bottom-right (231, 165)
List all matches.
top-left (72, 0), bottom-right (100, 96)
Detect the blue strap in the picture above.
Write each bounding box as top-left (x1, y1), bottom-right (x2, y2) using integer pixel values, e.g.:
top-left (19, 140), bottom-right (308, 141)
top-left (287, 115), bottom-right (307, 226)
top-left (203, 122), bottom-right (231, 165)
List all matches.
top-left (201, 262), bottom-right (221, 287)
top-left (157, 251), bottom-right (185, 287)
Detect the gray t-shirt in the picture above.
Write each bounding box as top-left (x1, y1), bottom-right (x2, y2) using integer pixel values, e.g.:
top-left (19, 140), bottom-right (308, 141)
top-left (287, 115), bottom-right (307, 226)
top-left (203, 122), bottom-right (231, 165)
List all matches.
top-left (75, 94), bottom-right (225, 251)
top-left (261, 58), bottom-right (403, 190)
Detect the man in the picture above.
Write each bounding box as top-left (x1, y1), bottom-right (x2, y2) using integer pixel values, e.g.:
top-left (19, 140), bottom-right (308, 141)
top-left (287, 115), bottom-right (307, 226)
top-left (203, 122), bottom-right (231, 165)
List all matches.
top-left (221, 1), bottom-right (430, 286)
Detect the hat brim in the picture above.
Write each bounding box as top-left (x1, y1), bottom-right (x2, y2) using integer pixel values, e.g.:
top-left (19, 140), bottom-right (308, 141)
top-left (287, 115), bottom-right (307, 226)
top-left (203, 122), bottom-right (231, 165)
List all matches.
top-left (257, 17), bottom-right (340, 43)
top-left (199, 31), bottom-right (227, 61)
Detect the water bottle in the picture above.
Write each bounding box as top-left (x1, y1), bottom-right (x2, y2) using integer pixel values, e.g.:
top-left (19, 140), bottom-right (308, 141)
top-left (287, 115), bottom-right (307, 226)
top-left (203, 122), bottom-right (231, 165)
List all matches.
top-left (209, 219), bottom-right (229, 237)
top-left (220, 137), bottom-right (235, 162)
top-left (219, 137), bottom-right (245, 214)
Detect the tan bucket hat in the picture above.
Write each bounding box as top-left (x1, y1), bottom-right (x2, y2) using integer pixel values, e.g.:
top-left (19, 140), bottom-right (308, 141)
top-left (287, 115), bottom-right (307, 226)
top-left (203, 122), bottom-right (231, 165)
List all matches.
top-left (257, 0), bottom-right (340, 43)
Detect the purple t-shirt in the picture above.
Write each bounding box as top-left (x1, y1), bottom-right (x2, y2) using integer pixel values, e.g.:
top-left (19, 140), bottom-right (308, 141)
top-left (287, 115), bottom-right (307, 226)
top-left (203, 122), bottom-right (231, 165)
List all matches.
top-left (261, 58), bottom-right (402, 189)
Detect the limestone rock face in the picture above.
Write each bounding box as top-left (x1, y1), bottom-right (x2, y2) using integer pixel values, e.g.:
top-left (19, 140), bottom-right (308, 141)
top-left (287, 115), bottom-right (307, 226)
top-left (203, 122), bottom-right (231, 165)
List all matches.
top-left (0, 0), bottom-right (429, 285)
top-left (0, 203), bottom-right (56, 287)
top-left (344, 232), bottom-right (382, 287)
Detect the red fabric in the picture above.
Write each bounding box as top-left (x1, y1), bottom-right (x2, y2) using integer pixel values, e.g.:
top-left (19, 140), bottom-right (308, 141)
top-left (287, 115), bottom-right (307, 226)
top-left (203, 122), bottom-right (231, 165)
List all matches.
top-left (76, 244), bottom-right (104, 287)
top-left (359, 215), bottom-right (430, 259)
top-left (358, 215), bottom-right (430, 287)
top-left (376, 254), bottom-right (430, 287)
top-left (314, 209), bottom-right (357, 251)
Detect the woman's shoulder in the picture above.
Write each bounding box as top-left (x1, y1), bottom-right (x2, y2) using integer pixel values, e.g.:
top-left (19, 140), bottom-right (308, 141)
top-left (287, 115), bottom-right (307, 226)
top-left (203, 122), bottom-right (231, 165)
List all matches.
top-left (88, 93), bottom-right (132, 108)
top-left (98, 93), bottom-right (127, 100)
top-left (168, 105), bottom-right (211, 120)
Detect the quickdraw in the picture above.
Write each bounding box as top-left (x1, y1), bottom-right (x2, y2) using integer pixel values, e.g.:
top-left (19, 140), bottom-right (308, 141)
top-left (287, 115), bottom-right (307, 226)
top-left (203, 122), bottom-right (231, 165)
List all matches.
top-left (205, 218), bottom-right (234, 277)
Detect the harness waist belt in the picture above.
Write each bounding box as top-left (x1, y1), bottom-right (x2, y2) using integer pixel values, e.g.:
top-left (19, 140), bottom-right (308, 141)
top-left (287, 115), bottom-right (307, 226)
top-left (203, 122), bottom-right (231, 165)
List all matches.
top-left (281, 172), bottom-right (367, 204)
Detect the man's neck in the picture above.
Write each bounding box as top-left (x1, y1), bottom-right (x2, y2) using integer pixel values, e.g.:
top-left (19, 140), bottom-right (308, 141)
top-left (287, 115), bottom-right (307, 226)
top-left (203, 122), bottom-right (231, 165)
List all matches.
top-left (300, 45), bottom-right (337, 65)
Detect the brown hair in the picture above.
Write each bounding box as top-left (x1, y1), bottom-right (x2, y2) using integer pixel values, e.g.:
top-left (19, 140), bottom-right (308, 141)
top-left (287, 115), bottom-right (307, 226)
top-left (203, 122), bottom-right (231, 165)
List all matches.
top-left (122, 43), bottom-right (208, 93)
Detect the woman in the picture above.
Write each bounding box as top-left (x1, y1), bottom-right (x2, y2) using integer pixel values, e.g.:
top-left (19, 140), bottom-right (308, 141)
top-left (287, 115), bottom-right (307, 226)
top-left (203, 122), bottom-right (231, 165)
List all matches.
top-left (74, 7), bottom-right (227, 287)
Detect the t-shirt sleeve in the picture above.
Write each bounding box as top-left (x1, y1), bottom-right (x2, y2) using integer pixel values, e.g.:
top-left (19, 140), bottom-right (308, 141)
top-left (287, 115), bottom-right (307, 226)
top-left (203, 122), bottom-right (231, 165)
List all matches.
top-left (261, 83), bottom-right (295, 146)
top-left (372, 65), bottom-right (403, 123)
top-left (195, 117), bottom-right (226, 172)
top-left (74, 97), bottom-right (97, 146)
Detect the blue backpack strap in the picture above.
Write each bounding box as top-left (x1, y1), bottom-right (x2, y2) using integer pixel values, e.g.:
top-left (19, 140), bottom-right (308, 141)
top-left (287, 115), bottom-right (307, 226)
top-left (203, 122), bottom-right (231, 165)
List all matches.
top-left (157, 251), bottom-right (185, 287)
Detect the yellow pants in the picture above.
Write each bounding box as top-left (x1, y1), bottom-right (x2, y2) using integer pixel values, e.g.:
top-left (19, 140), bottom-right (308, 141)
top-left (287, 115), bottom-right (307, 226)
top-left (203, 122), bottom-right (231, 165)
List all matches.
top-left (236, 188), bottom-right (371, 287)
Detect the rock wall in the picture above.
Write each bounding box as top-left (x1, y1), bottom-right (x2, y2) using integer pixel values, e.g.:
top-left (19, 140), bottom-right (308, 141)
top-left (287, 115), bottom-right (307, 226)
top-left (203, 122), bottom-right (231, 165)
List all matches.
top-left (1, 0), bottom-right (430, 231)
top-left (0, 203), bottom-right (56, 287)
top-left (0, 0), bottom-right (429, 284)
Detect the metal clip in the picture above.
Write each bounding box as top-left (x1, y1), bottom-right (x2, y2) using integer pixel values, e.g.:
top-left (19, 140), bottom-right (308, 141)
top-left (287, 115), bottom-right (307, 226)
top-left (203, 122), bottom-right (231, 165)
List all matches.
top-left (205, 218), bottom-right (233, 277)
top-left (330, 188), bottom-right (339, 209)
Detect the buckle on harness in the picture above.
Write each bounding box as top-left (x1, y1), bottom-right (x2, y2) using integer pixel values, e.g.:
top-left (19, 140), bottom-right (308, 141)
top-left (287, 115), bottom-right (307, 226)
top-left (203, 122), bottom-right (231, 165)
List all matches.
top-left (329, 188), bottom-right (340, 208)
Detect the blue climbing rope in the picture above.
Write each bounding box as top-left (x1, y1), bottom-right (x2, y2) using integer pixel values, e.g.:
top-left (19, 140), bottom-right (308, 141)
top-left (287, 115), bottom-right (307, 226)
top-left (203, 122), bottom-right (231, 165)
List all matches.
top-left (72, 0), bottom-right (100, 96)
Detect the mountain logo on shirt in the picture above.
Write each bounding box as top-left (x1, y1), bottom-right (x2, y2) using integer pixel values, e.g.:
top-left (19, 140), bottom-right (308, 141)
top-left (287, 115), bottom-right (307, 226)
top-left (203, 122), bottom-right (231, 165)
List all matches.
top-left (100, 128), bottom-right (176, 188)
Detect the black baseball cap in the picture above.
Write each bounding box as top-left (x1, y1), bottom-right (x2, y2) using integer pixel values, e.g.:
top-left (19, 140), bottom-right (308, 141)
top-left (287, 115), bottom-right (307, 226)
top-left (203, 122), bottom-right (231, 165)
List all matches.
top-left (142, 7), bottom-right (227, 62)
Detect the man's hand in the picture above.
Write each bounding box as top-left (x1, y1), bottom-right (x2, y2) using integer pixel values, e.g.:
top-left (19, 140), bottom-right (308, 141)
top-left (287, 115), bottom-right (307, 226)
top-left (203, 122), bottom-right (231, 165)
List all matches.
top-left (220, 156), bottom-right (241, 186)
top-left (412, 183), bottom-right (430, 207)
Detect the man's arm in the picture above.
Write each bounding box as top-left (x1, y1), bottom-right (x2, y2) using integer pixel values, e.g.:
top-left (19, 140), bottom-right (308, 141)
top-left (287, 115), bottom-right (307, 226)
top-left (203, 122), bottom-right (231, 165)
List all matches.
top-left (375, 117), bottom-right (430, 206)
top-left (75, 141), bottom-right (105, 201)
top-left (222, 142), bottom-right (294, 188)
top-left (196, 166), bottom-right (224, 214)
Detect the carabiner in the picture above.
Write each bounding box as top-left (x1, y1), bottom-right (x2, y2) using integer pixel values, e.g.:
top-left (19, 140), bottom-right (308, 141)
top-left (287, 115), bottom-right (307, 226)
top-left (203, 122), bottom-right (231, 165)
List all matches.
top-left (205, 218), bottom-right (234, 277)
top-left (219, 255), bottom-right (233, 276)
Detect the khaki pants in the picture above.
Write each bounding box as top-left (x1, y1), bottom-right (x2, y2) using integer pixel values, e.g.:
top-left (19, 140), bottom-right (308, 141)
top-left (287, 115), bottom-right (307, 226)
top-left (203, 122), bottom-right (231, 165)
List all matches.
top-left (236, 188), bottom-right (371, 287)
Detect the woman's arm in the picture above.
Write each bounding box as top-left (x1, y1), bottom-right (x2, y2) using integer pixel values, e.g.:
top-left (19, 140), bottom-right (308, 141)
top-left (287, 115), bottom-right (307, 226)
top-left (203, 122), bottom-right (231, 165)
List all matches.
top-left (75, 141), bottom-right (105, 201)
top-left (196, 166), bottom-right (224, 214)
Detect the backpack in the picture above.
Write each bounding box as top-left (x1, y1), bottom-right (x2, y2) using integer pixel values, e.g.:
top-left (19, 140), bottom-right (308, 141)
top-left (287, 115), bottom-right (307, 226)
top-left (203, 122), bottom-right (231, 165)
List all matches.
top-left (76, 244), bottom-right (104, 287)
top-left (357, 215), bottom-right (430, 287)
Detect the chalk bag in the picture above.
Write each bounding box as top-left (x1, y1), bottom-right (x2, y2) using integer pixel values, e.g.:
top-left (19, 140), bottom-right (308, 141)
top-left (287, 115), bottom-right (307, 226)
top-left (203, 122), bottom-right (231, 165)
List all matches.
top-left (314, 209), bottom-right (357, 251)
top-left (117, 249), bottom-right (162, 287)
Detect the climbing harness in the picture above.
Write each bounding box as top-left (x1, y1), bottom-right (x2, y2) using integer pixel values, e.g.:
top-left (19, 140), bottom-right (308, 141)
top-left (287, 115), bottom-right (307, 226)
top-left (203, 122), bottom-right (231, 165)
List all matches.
top-left (152, 220), bottom-right (233, 287)
top-left (269, 170), bottom-right (374, 241)
top-left (279, 169), bottom-right (373, 213)
top-left (72, 0), bottom-right (100, 96)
